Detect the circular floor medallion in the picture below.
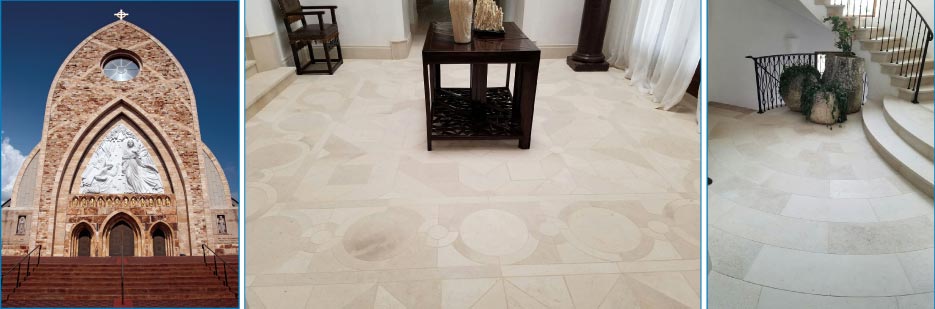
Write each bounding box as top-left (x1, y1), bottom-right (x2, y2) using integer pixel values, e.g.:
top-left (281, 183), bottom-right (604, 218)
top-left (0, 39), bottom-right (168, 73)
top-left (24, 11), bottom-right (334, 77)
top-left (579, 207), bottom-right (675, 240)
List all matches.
top-left (459, 209), bottom-right (529, 257)
top-left (247, 142), bottom-right (305, 170)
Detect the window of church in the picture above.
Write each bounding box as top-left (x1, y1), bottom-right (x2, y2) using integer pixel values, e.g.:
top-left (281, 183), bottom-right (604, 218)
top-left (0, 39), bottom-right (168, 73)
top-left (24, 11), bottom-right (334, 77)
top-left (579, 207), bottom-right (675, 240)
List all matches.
top-left (102, 55), bottom-right (140, 82)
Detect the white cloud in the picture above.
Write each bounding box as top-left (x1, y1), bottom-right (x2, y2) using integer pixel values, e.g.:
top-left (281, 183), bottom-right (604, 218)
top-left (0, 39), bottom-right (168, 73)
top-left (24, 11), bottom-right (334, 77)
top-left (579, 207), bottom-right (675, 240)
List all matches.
top-left (1, 137), bottom-right (27, 201)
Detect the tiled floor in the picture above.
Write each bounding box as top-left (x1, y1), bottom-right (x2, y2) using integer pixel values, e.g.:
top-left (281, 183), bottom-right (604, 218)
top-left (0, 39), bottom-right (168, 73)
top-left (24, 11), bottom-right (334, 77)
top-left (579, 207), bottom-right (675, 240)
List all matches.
top-left (708, 103), bottom-right (934, 308)
top-left (244, 5), bottom-right (701, 308)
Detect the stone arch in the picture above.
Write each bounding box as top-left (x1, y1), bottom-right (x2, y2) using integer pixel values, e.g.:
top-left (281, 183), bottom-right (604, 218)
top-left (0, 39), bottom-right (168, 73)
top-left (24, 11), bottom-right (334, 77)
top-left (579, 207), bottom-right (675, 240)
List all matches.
top-left (101, 211), bottom-right (144, 256)
top-left (147, 221), bottom-right (175, 256)
top-left (68, 221), bottom-right (97, 257)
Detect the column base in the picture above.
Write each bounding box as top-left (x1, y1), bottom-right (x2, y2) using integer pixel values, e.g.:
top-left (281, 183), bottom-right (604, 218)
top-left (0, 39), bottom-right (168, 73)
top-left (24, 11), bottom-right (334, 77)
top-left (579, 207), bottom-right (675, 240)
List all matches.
top-left (566, 56), bottom-right (610, 72)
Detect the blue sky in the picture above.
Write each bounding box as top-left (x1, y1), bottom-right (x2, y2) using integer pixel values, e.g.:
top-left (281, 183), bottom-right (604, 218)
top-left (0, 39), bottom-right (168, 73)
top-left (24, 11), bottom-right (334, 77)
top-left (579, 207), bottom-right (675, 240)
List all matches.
top-left (1, 1), bottom-right (240, 200)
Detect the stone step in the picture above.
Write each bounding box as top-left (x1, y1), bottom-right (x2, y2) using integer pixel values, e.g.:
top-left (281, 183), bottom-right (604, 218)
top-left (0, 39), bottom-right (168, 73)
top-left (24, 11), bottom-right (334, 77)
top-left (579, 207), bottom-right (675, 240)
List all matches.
top-left (890, 69), bottom-right (934, 88)
top-left (897, 84), bottom-right (935, 102)
top-left (4, 292), bottom-right (235, 301)
top-left (860, 36), bottom-right (905, 51)
top-left (246, 60), bottom-right (258, 79)
top-left (880, 58), bottom-right (933, 76)
top-left (2, 299), bottom-right (238, 308)
top-left (246, 66), bottom-right (295, 119)
top-left (863, 100), bottom-right (934, 197)
top-left (883, 97), bottom-right (935, 161)
top-left (869, 46), bottom-right (928, 63)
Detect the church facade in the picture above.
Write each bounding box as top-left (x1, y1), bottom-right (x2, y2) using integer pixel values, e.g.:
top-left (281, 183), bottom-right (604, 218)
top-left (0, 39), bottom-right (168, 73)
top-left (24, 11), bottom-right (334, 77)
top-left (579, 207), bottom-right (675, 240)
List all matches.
top-left (1, 17), bottom-right (238, 257)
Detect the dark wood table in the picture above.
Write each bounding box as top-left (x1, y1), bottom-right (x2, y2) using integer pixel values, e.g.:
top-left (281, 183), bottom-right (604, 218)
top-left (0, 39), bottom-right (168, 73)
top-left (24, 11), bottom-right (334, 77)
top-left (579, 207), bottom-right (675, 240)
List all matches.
top-left (422, 22), bottom-right (541, 150)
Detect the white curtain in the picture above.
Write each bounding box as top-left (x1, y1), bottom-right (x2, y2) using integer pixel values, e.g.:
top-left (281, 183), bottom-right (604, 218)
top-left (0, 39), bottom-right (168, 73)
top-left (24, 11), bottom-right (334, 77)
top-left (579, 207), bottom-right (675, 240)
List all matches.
top-left (605, 0), bottom-right (701, 110)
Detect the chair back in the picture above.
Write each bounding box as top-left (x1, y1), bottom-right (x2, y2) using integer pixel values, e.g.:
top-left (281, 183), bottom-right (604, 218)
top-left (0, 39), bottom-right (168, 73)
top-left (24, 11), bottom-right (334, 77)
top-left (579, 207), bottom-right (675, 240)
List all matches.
top-left (276, 0), bottom-right (305, 25)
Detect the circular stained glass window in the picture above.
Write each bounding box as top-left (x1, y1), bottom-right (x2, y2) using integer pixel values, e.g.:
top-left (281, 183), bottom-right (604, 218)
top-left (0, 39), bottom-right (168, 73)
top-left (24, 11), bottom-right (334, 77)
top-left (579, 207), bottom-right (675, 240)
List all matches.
top-left (102, 57), bottom-right (140, 82)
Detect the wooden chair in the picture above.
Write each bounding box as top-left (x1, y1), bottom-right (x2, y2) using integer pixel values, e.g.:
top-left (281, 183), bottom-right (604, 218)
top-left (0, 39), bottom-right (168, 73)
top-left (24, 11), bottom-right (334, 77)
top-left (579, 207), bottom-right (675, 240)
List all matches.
top-left (276, 0), bottom-right (343, 75)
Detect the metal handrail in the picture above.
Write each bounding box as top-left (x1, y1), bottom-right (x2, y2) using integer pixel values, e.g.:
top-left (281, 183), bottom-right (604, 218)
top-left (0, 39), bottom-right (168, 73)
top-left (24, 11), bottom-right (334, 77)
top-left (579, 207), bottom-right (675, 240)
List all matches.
top-left (1, 245), bottom-right (42, 299)
top-left (201, 244), bottom-right (236, 296)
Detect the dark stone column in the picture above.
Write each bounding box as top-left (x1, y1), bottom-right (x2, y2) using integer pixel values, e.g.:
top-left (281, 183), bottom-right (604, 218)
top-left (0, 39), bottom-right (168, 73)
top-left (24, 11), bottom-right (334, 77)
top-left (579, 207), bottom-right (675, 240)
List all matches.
top-left (567, 0), bottom-right (612, 72)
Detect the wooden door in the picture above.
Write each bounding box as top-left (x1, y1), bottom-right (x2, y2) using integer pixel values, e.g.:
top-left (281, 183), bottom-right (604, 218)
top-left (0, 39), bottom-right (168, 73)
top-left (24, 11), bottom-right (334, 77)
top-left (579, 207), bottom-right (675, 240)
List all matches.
top-left (152, 229), bottom-right (166, 256)
top-left (109, 223), bottom-right (134, 256)
top-left (77, 230), bottom-right (91, 256)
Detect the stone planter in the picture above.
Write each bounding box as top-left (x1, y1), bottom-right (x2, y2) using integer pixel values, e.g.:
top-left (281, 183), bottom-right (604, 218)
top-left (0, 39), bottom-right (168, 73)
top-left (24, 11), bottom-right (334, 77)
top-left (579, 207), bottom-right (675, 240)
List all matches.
top-left (449, 0), bottom-right (473, 43)
top-left (822, 55), bottom-right (865, 114)
top-left (808, 91), bottom-right (841, 125)
top-left (781, 74), bottom-right (817, 112)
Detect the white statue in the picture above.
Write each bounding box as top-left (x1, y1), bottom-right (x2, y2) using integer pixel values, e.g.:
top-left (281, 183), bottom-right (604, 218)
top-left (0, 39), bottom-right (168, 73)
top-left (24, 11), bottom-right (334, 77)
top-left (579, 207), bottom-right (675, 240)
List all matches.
top-left (80, 124), bottom-right (164, 194)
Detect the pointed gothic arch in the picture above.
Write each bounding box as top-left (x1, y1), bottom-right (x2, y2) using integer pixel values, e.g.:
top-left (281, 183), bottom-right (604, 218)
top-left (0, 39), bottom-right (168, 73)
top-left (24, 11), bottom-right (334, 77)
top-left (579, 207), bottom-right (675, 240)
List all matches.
top-left (101, 211), bottom-right (144, 257)
top-left (69, 221), bottom-right (97, 257)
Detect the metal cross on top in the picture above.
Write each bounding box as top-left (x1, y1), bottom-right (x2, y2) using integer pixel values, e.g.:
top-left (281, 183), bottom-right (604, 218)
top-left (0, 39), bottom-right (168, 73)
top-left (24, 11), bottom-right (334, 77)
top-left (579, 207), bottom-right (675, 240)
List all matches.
top-left (114, 9), bottom-right (129, 20)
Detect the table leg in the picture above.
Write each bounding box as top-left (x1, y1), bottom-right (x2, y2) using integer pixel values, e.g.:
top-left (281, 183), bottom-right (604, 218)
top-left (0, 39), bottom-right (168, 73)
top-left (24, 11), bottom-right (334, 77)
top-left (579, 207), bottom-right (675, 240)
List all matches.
top-left (518, 61), bottom-right (539, 149)
top-left (470, 64), bottom-right (488, 104)
top-left (511, 63), bottom-right (524, 125)
top-left (432, 64), bottom-right (441, 99)
top-left (423, 63), bottom-right (433, 151)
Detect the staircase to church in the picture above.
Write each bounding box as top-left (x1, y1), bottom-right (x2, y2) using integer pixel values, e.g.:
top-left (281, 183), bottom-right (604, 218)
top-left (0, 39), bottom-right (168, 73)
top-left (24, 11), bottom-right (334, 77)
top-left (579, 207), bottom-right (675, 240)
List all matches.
top-left (1, 256), bottom-right (238, 308)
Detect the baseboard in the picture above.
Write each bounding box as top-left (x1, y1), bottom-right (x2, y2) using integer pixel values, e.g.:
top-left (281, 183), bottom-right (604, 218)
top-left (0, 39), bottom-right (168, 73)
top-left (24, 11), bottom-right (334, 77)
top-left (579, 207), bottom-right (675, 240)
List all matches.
top-left (390, 39), bottom-right (412, 60)
top-left (341, 46), bottom-right (393, 59)
top-left (537, 45), bottom-right (577, 59)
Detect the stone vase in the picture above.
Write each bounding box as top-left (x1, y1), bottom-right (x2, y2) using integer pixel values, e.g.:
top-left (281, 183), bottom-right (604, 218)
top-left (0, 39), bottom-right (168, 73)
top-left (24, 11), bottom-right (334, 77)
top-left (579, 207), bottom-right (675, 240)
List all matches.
top-left (822, 55), bottom-right (865, 114)
top-left (808, 91), bottom-right (841, 125)
top-left (449, 0), bottom-right (473, 43)
top-left (781, 74), bottom-right (816, 112)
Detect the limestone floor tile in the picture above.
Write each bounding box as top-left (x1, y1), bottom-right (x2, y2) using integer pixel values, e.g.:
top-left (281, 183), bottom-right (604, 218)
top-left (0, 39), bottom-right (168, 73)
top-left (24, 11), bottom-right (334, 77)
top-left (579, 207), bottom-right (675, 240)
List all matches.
top-left (709, 104), bottom-right (933, 307)
top-left (246, 7), bottom-right (700, 308)
top-left (744, 245), bottom-right (915, 297)
top-left (707, 272), bottom-right (761, 309)
top-left (757, 287), bottom-right (898, 309)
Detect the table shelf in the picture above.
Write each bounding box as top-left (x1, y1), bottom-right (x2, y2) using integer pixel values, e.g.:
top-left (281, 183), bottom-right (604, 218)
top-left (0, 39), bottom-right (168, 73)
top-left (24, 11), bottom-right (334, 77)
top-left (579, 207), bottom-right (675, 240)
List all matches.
top-left (431, 88), bottom-right (521, 139)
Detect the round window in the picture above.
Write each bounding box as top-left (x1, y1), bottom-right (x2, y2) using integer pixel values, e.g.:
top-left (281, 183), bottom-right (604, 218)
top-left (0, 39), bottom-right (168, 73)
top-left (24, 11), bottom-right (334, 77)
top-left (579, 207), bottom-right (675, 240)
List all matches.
top-left (102, 57), bottom-right (140, 82)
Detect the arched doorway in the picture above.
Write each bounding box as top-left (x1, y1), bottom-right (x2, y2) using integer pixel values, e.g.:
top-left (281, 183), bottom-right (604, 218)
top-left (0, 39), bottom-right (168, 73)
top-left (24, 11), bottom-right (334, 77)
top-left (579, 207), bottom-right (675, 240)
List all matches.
top-left (77, 229), bottom-right (92, 256)
top-left (109, 222), bottom-right (135, 256)
top-left (71, 222), bottom-right (96, 257)
top-left (152, 229), bottom-right (166, 256)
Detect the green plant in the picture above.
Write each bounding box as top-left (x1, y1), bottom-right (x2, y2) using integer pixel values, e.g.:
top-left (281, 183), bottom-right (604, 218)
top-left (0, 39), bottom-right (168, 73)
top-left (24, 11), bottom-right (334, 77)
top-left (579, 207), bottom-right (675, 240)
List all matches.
top-left (824, 16), bottom-right (856, 54)
top-left (801, 82), bottom-right (850, 123)
top-left (779, 65), bottom-right (821, 97)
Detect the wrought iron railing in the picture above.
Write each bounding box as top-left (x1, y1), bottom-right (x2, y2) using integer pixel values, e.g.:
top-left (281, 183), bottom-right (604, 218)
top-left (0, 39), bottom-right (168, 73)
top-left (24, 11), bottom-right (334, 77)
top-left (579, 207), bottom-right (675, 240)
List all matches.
top-left (830, 0), bottom-right (932, 103)
top-left (201, 244), bottom-right (237, 297)
top-left (746, 52), bottom-right (853, 112)
top-left (749, 0), bottom-right (932, 111)
top-left (1, 245), bottom-right (42, 300)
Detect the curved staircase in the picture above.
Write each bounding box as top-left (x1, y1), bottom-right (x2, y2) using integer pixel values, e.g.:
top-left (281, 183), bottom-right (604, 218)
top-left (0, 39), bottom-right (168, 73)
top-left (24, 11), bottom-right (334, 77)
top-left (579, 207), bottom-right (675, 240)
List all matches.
top-left (1, 256), bottom-right (238, 308)
top-left (800, 0), bottom-right (934, 196)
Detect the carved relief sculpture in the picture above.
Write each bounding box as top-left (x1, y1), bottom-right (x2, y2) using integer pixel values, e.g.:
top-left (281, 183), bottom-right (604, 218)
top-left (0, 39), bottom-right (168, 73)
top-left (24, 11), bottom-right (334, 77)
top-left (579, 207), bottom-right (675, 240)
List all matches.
top-left (80, 124), bottom-right (164, 194)
top-left (449, 0), bottom-right (473, 43)
top-left (473, 0), bottom-right (504, 33)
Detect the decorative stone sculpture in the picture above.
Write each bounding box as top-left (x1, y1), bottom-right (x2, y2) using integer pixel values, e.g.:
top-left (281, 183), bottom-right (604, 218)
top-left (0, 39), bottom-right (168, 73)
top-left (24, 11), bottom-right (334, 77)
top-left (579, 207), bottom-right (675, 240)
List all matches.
top-left (80, 124), bottom-right (164, 194)
top-left (473, 0), bottom-right (504, 33)
top-left (822, 55), bottom-right (865, 114)
top-left (449, 0), bottom-right (473, 43)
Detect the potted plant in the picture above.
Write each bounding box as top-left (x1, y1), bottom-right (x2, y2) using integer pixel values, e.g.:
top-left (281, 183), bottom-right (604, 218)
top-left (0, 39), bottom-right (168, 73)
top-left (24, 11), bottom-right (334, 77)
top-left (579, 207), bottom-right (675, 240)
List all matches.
top-left (801, 82), bottom-right (849, 125)
top-left (822, 16), bottom-right (865, 114)
top-left (780, 65), bottom-right (821, 112)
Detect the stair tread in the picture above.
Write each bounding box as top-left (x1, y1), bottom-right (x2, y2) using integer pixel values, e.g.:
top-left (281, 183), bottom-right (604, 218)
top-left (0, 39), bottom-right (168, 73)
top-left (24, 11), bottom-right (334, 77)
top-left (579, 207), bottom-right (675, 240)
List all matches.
top-left (246, 67), bottom-right (294, 108)
top-left (882, 97), bottom-right (933, 160)
top-left (863, 101), bottom-right (934, 197)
